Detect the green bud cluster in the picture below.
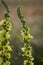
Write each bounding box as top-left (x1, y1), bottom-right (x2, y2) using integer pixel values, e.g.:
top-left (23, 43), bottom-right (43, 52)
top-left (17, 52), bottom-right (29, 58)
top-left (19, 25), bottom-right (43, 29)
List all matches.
top-left (17, 7), bottom-right (34, 65)
top-left (0, 0), bottom-right (12, 65)
top-left (1, 0), bottom-right (9, 13)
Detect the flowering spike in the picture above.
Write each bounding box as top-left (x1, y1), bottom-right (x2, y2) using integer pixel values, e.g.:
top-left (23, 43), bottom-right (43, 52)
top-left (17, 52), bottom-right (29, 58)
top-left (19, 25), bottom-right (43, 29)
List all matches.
top-left (0, 0), bottom-right (12, 65)
top-left (17, 7), bottom-right (34, 65)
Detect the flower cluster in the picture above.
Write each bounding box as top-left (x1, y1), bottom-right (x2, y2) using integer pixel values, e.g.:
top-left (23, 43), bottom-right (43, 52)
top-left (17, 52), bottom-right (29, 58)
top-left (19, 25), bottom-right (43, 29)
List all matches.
top-left (0, 0), bottom-right (12, 65)
top-left (17, 7), bottom-right (34, 65)
top-left (0, 17), bottom-right (12, 65)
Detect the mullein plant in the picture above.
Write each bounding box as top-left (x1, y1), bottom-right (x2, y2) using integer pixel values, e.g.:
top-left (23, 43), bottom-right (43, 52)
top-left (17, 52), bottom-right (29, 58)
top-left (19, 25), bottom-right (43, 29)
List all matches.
top-left (0, 0), bottom-right (12, 65)
top-left (17, 7), bottom-right (34, 65)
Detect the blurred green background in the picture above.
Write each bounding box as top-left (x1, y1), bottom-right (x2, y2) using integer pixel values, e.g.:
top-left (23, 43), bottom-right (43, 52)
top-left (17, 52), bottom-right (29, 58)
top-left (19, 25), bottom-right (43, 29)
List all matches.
top-left (0, 0), bottom-right (43, 65)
